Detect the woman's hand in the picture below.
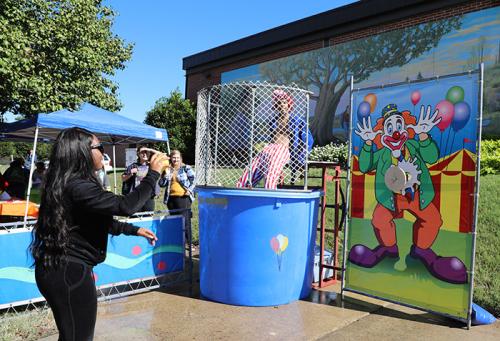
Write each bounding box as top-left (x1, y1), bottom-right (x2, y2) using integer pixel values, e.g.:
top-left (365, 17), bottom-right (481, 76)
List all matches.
top-left (137, 227), bottom-right (158, 246)
top-left (149, 152), bottom-right (169, 173)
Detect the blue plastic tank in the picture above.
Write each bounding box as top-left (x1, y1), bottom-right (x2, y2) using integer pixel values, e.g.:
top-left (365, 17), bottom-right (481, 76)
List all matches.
top-left (197, 187), bottom-right (321, 306)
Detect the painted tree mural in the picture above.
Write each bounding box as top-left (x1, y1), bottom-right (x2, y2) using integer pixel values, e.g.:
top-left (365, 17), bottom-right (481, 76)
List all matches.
top-left (260, 17), bottom-right (462, 145)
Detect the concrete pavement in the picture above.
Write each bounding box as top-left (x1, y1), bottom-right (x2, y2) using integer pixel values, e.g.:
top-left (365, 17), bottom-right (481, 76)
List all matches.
top-left (40, 260), bottom-right (499, 340)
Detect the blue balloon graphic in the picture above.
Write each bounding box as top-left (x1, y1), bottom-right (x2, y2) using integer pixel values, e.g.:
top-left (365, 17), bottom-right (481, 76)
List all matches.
top-left (357, 101), bottom-right (371, 122)
top-left (452, 101), bottom-right (471, 132)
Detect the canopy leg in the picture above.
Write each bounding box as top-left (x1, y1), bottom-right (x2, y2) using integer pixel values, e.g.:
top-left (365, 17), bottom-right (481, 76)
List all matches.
top-left (24, 125), bottom-right (39, 228)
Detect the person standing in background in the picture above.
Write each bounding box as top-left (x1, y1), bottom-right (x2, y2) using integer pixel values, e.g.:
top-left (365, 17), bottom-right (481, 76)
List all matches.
top-left (122, 146), bottom-right (161, 211)
top-left (24, 150), bottom-right (37, 170)
top-left (4, 158), bottom-right (28, 199)
top-left (96, 167), bottom-right (111, 191)
top-left (32, 161), bottom-right (46, 189)
top-left (159, 150), bottom-right (195, 242)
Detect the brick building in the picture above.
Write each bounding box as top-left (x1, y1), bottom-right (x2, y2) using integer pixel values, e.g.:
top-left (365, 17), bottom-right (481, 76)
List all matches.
top-left (183, 0), bottom-right (500, 144)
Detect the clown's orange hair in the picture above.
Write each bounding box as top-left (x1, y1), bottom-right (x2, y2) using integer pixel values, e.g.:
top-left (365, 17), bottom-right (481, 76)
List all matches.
top-left (372, 110), bottom-right (417, 150)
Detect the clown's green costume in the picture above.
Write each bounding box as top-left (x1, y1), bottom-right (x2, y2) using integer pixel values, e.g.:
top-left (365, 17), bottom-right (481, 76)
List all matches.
top-left (349, 104), bottom-right (468, 284)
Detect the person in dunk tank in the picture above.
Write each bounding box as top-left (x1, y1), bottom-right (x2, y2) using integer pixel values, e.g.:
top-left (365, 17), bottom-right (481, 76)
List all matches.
top-left (237, 89), bottom-right (293, 189)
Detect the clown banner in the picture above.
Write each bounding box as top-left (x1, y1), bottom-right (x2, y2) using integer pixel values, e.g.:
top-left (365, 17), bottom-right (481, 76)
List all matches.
top-left (343, 71), bottom-right (481, 322)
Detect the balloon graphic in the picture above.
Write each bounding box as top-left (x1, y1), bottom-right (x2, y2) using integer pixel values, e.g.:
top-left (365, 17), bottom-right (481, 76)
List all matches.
top-left (270, 237), bottom-right (280, 253)
top-left (410, 90), bottom-right (421, 106)
top-left (270, 234), bottom-right (289, 271)
top-left (446, 86), bottom-right (464, 104)
top-left (452, 101), bottom-right (471, 132)
top-left (363, 93), bottom-right (377, 113)
top-left (277, 234), bottom-right (288, 252)
top-left (435, 100), bottom-right (455, 132)
top-left (357, 101), bottom-right (371, 122)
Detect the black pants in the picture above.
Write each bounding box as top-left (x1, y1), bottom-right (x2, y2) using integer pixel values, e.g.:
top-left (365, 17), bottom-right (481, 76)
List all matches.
top-left (35, 260), bottom-right (96, 341)
top-left (167, 196), bottom-right (192, 241)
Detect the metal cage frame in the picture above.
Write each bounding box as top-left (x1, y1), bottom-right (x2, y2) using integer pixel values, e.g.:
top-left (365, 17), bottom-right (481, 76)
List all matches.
top-left (195, 81), bottom-right (313, 190)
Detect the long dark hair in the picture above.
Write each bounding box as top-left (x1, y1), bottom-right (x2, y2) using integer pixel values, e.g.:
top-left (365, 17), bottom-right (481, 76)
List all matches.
top-left (31, 127), bottom-right (99, 268)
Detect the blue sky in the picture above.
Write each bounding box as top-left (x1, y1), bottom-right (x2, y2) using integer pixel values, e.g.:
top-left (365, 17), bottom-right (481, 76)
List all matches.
top-left (107, 0), bottom-right (357, 122)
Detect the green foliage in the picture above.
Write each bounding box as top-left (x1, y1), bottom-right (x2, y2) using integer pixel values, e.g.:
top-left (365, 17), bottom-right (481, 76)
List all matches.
top-left (309, 142), bottom-right (348, 166)
top-left (0, 0), bottom-right (133, 118)
top-left (0, 142), bottom-right (51, 161)
top-left (144, 89), bottom-right (196, 164)
top-left (475, 174), bottom-right (500, 316)
top-left (483, 62), bottom-right (500, 137)
top-left (480, 139), bottom-right (500, 175)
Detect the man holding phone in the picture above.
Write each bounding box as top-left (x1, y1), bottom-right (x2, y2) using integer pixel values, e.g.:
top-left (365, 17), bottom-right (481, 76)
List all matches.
top-left (122, 145), bottom-right (162, 211)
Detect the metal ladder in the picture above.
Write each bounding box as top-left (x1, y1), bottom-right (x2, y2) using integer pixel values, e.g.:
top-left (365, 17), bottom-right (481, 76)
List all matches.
top-left (308, 162), bottom-right (347, 288)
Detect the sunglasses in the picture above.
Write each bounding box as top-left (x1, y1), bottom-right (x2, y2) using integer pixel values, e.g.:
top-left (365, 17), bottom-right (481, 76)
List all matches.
top-left (91, 143), bottom-right (104, 154)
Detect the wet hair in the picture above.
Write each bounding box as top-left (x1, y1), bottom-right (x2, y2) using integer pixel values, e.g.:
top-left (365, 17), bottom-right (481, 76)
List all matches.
top-left (30, 127), bottom-right (99, 269)
top-left (272, 89), bottom-right (294, 112)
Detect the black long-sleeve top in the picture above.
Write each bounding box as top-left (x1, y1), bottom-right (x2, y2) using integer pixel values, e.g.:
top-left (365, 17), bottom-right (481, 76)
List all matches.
top-left (64, 170), bottom-right (160, 266)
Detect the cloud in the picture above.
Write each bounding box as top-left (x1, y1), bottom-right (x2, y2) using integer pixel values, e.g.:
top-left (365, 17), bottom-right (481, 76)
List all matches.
top-left (450, 35), bottom-right (500, 49)
top-left (447, 19), bottom-right (500, 39)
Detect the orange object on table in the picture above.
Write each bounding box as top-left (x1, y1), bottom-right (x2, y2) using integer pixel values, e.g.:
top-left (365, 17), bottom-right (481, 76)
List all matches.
top-left (0, 200), bottom-right (39, 218)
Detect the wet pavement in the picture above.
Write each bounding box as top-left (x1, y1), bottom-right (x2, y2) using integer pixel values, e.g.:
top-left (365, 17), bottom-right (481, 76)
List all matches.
top-left (39, 259), bottom-right (499, 340)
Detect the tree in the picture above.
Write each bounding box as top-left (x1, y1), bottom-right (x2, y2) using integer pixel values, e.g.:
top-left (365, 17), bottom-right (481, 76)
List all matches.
top-left (260, 17), bottom-right (462, 145)
top-left (0, 141), bottom-right (51, 160)
top-left (145, 90), bottom-right (196, 164)
top-left (0, 0), bottom-right (133, 119)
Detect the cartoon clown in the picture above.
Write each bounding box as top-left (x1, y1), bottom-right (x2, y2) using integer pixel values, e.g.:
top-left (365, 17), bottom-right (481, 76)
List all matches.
top-left (349, 103), bottom-right (467, 284)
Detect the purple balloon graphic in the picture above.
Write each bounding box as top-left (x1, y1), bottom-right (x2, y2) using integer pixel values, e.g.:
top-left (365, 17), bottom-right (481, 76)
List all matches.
top-left (435, 100), bottom-right (455, 132)
top-left (357, 101), bottom-right (371, 122)
top-left (452, 101), bottom-right (471, 132)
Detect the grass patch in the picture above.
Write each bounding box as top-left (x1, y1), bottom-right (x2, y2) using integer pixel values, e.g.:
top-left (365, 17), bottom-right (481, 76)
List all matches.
top-left (0, 309), bottom-right (56, 340)
top-left (474, 174), bottom-right (500, 315)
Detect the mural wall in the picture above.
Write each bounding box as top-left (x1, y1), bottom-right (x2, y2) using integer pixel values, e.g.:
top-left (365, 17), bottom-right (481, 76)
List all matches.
top-left (221, 6), bottom-right (500, 145)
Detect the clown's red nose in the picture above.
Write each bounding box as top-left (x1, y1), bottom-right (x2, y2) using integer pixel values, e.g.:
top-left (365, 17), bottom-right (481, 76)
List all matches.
top-left (392, 131), bottom-right (401, 140)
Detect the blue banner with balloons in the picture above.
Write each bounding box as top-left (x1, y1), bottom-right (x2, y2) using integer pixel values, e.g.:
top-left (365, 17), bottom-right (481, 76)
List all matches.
top-left (0, 215), bottom-right (184, 308)
top-left (352, 73), bottom-right (479, 157)
top-left (346, 72), bottom-right (480, 321)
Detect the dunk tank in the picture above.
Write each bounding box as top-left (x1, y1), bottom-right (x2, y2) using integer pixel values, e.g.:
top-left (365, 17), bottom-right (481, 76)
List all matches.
top-left (195, 82), bottom-right (320, 306)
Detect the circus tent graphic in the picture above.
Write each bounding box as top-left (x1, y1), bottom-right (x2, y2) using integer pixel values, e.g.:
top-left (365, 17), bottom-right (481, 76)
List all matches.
top-left (350, 148), bottom-right (477, 233)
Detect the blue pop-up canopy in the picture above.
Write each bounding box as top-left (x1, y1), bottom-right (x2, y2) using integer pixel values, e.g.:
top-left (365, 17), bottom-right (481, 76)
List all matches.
top-left (1, 104), bottom-right (168, 144)
top-left (1, 104), bottom-right (170, 200)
